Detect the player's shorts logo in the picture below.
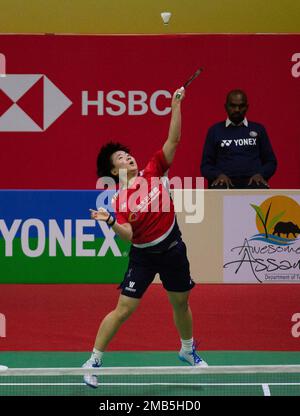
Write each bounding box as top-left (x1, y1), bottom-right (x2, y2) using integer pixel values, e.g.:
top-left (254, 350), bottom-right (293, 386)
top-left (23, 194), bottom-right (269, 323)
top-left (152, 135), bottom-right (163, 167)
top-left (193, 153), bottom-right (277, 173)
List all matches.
top-left (0, 74), bottom-right (72, 132)
top-left (125, 281), bottom-right (136, 292)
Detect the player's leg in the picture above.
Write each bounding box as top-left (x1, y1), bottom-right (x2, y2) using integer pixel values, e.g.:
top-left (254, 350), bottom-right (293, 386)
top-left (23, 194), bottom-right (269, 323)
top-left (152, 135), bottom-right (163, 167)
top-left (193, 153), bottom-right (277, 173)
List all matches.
top-left (83, 255), bottom-right (156, 388)
top-left (82, 294), bottom-right (140, 388)
top-left (94, 294), bottom-right (140, 352)
top-left (167, 290), bottom-right (193, 340)
top-left (167, 290), bottom-right (208, 367)
top-left (160, 240), bottom-right (207, 367)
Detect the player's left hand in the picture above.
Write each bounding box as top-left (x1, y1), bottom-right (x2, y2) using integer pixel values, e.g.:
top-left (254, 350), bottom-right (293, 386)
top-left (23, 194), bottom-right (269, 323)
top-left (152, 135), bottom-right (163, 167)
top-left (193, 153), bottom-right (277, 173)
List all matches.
top-left (89, 207), bottom-right (110, 221)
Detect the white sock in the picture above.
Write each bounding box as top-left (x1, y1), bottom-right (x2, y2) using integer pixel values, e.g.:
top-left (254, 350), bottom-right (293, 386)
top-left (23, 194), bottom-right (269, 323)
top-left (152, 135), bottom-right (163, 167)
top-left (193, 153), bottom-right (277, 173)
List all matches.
top-left (181, 338), bottom-right (194, 353)
top-left (91, 348), bottom-right (103, 362)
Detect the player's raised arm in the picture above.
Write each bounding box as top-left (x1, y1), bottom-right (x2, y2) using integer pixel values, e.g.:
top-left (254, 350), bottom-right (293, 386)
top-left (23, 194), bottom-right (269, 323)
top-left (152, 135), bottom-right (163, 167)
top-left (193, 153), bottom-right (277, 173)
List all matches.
top-left (162, 88), bottom-right (185, 165)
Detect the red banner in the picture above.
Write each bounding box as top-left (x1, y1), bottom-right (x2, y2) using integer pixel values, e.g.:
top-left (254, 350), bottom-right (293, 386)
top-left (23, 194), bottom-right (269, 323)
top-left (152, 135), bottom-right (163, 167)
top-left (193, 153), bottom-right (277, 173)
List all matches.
top-left (0, 34), bottom-right (300, 189)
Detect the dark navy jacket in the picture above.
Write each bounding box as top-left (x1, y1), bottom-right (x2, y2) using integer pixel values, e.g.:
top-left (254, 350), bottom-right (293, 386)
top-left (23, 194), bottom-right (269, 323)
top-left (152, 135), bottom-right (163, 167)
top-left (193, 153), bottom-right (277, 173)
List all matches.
top-left (201, 121), bottom-right (277, 181)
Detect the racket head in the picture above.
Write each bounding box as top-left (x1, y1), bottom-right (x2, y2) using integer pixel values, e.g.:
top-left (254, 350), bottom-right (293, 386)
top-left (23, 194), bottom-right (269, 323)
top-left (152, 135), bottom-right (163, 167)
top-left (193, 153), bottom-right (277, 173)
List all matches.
top-left (183, 67), bottom-right (203, 89)
top-left (175, 67), bottom-right (203, 99)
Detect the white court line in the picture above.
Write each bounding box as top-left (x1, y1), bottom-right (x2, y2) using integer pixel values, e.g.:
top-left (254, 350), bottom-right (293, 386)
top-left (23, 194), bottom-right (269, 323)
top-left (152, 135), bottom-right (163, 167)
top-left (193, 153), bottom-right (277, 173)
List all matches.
top-left (262, 384), bottom-right (271, 396)
top-left (1, 382), bottom-right (300, 387)
top-left (3, 365), bottom-right (300, 376)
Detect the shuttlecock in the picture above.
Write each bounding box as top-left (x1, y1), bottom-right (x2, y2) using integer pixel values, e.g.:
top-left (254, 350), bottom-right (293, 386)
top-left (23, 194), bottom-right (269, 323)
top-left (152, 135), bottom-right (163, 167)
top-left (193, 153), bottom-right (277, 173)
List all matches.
top-left (161, 12), bottom-right (172, 25)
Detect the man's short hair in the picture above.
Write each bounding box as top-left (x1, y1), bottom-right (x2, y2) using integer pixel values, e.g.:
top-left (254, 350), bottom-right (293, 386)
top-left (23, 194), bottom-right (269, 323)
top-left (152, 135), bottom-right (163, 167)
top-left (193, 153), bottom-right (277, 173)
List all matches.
top-left (226, 89), bottom-right (248, 104)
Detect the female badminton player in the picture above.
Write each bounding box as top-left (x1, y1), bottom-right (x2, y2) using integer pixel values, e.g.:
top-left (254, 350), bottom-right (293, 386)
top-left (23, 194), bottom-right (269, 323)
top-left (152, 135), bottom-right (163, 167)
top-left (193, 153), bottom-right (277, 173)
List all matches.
top-left (83, 87), bottom-right (208, 388)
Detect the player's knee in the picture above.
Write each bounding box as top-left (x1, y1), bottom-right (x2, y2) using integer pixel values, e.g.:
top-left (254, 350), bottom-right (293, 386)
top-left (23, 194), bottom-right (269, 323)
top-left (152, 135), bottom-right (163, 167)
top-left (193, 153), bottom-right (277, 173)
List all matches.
top-left (170, 295), bottom-right (189, 311)
top-left (115, 303), bottom-right (136, 323)
top-left (175, 300), bottom-right (189, 312)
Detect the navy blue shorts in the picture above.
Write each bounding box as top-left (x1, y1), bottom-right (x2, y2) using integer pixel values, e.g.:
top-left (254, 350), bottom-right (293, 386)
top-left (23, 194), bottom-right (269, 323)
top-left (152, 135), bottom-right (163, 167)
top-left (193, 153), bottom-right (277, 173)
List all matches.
top-left (118, 222), bottom-right (195, 299)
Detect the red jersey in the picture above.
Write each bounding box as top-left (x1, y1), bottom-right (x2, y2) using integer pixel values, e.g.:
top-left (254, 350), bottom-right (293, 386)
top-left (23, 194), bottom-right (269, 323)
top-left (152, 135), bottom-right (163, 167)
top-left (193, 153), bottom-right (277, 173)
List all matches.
top-left (113, 149), bottom-right (175, 246)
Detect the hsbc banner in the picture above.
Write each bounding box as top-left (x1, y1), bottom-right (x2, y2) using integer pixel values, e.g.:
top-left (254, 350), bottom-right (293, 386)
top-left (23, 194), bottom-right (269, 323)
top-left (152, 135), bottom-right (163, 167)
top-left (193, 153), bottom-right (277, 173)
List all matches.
top-left (0, 35), bottom-right (300, 190)
top-left (0, 190), bottom-right (130, 283)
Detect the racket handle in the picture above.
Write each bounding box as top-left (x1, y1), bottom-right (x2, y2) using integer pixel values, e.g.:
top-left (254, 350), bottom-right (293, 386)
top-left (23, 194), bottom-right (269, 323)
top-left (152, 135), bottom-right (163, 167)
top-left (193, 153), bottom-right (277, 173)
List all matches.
top-left (175, 87), bottom-right (184, 99)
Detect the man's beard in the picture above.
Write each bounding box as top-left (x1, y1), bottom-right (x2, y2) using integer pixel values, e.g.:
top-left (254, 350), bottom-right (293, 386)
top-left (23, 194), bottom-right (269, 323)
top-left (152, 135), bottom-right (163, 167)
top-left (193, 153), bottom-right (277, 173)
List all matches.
top-left (230, 113), bottom-right (244, 124)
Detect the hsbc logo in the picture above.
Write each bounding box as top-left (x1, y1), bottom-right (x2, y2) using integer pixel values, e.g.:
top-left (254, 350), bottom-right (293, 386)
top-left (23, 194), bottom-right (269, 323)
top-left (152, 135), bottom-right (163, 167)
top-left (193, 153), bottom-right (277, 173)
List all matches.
top-left (0, 74), bottom-right (72, 132)
top-left (0, 74), bottom-right (175, 133)
top-left (82, 90), bottom-right (172, 116)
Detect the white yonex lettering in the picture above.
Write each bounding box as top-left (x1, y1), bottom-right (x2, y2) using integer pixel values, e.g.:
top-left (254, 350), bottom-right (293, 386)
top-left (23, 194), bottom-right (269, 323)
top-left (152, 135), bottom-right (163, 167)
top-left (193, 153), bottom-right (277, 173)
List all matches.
top-left (233, 138), bottom-right (257, 146)
top-left (97, 222), bottom-right (122, 257)
top-left (0, 219), bottom-right (122, 257)
top-left (76, 219), bottom-right (95, 257)
top-left (0, 219), bottom-right (21, 256)
top-left (129, 281), bottom-right (135, 288)
top-left (21, 219), bottom-right (46, 257)
top-left (49, 219), bottom-right (72, 256)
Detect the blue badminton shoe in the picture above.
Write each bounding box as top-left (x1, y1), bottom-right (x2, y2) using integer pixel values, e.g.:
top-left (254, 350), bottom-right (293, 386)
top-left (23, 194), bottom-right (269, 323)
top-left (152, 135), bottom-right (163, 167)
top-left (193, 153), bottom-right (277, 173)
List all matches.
top-left (179, 344), bottom-right (208, 367)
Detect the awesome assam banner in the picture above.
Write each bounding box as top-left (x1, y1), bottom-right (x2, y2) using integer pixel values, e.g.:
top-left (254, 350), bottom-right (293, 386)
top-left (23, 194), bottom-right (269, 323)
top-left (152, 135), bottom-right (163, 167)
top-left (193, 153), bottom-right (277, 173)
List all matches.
top-left (0, 34), bottom-right (300, 189)
top-left (223, 194), bottom-right (300, 283)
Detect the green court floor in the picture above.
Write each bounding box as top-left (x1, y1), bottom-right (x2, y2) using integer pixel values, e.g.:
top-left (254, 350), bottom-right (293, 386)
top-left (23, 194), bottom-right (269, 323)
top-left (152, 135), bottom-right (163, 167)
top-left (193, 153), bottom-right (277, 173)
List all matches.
top-left (0, 351), bottom-right (300, 396)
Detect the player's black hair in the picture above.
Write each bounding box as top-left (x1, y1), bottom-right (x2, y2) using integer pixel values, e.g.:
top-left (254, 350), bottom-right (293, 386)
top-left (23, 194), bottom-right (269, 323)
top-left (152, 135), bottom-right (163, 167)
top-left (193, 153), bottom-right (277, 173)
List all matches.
top-left (96, 141), bottom-right (130, 183)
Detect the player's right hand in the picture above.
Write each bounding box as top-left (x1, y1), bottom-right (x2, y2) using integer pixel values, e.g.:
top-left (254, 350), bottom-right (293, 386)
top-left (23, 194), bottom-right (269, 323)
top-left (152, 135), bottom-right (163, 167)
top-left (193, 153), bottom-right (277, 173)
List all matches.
top-left (89, 207), bottom-right (110, 221)
top-left (174, 87), bottom-right (185, 102)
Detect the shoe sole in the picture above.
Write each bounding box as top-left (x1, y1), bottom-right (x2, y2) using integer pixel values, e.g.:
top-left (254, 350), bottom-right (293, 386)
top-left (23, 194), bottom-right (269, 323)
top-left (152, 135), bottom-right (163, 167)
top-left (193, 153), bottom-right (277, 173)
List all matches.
top-left (83, 378), bottom-right (98, 389)
top-left (178, 354), bottom-right (208, 367)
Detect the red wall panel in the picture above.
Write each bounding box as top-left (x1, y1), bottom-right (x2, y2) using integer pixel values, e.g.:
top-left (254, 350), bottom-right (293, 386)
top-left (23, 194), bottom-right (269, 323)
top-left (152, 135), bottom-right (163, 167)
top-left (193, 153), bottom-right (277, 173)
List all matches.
top-left (0, 34), bottom-right (299, 189)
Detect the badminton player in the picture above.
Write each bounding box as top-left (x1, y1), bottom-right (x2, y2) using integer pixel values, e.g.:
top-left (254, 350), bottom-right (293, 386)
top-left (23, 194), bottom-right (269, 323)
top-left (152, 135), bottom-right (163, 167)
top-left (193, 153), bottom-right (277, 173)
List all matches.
top-left (83, 87), bottom-right (208, 388)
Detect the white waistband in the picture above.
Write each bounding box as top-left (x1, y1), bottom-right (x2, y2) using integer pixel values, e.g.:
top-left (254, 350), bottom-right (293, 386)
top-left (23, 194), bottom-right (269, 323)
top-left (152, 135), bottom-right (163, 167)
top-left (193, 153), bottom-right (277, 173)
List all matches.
top-left (133, 217), bottom-right (175, 248)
